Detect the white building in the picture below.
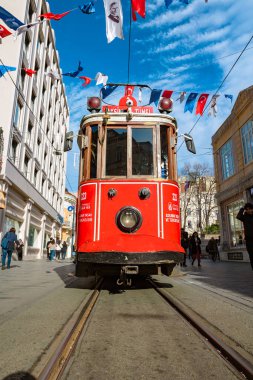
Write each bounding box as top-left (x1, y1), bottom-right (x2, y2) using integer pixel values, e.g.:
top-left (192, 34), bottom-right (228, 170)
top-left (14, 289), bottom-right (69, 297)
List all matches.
top-left (0, 0), bottom-right (69, 258)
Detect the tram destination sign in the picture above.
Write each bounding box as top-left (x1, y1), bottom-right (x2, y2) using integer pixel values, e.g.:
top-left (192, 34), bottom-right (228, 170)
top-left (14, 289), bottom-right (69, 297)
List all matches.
top-left (102, 106), bottom-right (154, 113)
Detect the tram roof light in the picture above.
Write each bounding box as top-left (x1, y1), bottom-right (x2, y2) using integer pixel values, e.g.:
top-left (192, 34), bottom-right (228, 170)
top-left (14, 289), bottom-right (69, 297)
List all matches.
top-left (87, 97), bottom-right (102, 113)
top-left (158, 97), bottom-right (173, 114)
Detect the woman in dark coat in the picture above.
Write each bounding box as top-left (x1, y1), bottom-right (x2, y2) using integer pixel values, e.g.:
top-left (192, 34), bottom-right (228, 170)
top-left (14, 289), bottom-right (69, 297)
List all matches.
top-left (16, 239), bottom-right (24, 261)
top-left (190, 231), bottom-right (202, 267)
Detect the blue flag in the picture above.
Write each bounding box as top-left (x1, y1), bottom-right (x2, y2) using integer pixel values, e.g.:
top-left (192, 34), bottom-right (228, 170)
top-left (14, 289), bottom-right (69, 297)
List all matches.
top-left (149, 89), bottom-right (162, 106)
top-left (101, 85), bottom-right (118, 99)
top-left (0, 6), bottom-right (24, 30)
top-left (79, 2), bottom-right (95, 14)
top-left (62, 61), bottom-right (83, 78)
top-left (184, 93), bottom-right (198, 113)
top-left (225, 94), bottom-right (233, 103)
top-left (0, 65), bottom-right (16, 78)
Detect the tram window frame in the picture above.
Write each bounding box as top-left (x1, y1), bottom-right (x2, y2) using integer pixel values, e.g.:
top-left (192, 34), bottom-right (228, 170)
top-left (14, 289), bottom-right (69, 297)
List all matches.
top-left (105, 127), bottom-right (128, 177)
top-left (131, 127), bottom-right (155, 177)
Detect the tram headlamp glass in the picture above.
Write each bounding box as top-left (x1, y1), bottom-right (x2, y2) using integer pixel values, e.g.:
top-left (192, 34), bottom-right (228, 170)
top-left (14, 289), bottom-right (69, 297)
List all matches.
top-left (116, 207), bottom-right (142, 233)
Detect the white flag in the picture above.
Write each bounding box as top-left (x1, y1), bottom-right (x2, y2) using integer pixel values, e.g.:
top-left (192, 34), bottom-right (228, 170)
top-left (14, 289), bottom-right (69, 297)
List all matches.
top-left (95, 72), bottom-right (108, 86)
top-left (45, 69), bottom-right (60, 80)
top-left (103, 0), bottom-right (124, 43)
top-left (208, 95), bottom-right (220, 117)
top-left (14, 20), bottom-right (43, 39)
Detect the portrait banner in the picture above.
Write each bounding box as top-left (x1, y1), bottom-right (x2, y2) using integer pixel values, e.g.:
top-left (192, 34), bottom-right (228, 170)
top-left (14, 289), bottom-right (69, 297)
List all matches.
top-left (103, 0), bottom-right (124, 43)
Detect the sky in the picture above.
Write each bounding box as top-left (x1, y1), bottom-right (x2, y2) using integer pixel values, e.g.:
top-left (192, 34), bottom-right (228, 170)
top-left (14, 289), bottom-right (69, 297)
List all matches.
top-left (47, 0), bottom-right (253, 192)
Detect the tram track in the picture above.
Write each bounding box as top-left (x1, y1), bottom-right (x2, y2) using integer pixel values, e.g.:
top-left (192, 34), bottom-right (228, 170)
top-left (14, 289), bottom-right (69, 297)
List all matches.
top-left (148, 277), bottom-right (253, 380)
top-left (37, 278), bottom-right (103, 380)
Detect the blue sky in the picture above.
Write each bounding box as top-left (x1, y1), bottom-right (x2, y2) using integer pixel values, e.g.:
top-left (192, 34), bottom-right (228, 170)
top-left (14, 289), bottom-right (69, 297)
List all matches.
top-left (48, 0), bottom-right (253, 191)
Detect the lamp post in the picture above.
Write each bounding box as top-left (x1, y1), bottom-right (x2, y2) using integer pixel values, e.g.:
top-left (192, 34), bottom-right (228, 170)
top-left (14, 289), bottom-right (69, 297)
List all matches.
top-left (67, 205), bottom-right (75, 257)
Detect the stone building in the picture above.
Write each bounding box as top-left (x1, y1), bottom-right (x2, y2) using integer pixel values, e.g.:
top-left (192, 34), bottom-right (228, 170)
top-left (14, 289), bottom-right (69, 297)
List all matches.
top-left (0, 0), bottom-right (69, 258)
top-left (212, 86), bottom-right (253, 262)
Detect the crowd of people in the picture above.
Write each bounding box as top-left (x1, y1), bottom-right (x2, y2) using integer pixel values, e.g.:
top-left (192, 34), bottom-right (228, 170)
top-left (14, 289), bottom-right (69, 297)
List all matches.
top-left (1, 227), bottom-right (69, 270)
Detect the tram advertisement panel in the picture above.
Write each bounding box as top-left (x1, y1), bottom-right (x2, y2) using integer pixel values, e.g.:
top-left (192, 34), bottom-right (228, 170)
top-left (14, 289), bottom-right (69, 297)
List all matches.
top-left (161, 183), bottom-right (180, 241)
top-left (77, 183), bottom-right (97, 245)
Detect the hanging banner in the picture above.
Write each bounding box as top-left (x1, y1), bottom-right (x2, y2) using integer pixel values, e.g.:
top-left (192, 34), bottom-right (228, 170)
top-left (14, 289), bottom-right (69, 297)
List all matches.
top-left (103, 0), bottom-right (124, 43)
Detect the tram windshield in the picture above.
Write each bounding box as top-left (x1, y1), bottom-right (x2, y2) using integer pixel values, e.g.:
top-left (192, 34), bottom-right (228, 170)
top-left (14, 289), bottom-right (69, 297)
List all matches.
top-left (106, 128), bottom-right (127, 176)
top-left (132, 128), bottom-right (153, 175)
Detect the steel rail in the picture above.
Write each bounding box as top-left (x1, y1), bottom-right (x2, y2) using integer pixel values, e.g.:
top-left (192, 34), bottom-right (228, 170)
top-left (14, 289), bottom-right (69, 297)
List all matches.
top-left (37, 278), bottom-right (103, 380)
top-left (148, 278), bottom-right (253, 380)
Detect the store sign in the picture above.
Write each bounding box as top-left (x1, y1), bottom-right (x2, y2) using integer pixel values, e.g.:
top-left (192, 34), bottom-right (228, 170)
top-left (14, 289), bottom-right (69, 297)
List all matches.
top-left (102, 106), bottom-right (153, 113)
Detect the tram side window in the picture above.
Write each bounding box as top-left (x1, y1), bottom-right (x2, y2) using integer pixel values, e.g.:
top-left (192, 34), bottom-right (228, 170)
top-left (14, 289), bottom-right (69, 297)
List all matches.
top-left (90, 125), bottom-right (98, 178)
top-left (106, 128), bottom-right (127, 176)
top-left (160, 126), bottom-right (168, 179)
top-left (132, 128), bottom-right (153, 175)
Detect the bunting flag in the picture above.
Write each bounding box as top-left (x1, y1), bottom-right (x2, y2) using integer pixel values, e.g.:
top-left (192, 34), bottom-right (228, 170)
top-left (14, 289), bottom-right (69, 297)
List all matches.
top-left (101, 85), bottom-right (118, 99)
top-left (196, 93), bottom-right (209, 115)
top-left (0, 65), bottom-right (16, 78)
top-left (162, 90), bottom-right (173, 98)
top-left (62, 61), bottom-right (83, 77)
top-left (79, 76), bottom-right (91, 87)
top-left (14, 20), bottom-right (42, 39)
top-left (39, 11), bottom-right (71, 21)
top-left (95, 72), bottom-right (108, 86)
top-left (184, 181), bottom-right (190, 192)
top-left (103, 0), bottom-right (124, 43)
top-left (131, 0), bottom-right (145, 21)
top-left (44, 69), bottom-right (60, 80)
top-left (23, 68), bottom-right (37, 77)
top-left (79, 2), bottom-right (96, 14)
top-left (208, 95), bottom-right (220, 117)
top-left (149, 89), bottom-right (162, 106)
top-left (176, 91), bottom-right (186, 103)
top-left (0, 6), bottom-right (24, 30)
top-left (0, 24), bottom-right (12, 39)
top-left (138, 87), bottom-right (142, 103)
top-left (184, 93), bottom-right (198, 113)
top-left (225, 94), bottom-right (233, 103)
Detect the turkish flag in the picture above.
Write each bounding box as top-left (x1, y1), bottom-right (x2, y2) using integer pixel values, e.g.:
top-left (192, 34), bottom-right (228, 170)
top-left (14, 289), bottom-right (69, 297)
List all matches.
top-left (162, 90), bottom-right (173, 98)
top-left (79, 76), bottom-right (91, 87)
top-left (0, 24), bottom-right (12, 38)
top-left (39, 11), bottom-right (71, 21)
top-left (23, 68), bottom-right (37, 77)
top-left (132, 0), bottom-right (145, 21)
top-left (196, 93), bottom-right (209, 115)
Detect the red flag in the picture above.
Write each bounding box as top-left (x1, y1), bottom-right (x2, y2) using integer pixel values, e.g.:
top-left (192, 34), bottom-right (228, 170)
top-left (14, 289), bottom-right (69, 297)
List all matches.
top-left (39, 11), bottom-right (71, 21)
top-left (131, 0), bottom-right (145, 21)
top-left (79, 76), bottom-right (91, 87)
top-left (23, 68), bottom-right (37, 77)
top-left (0, 24), bottom-right (12, 38)
top-left (196, 93), bottom-right (209, 115)
top-left (162, 90), bottom-right (173, 98)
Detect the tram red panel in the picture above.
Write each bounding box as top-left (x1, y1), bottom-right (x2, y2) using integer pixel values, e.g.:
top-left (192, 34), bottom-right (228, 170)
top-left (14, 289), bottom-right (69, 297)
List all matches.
top-left (161, 183), bottom-right (180, 243)
top-left (77, 183), bottom-right (97, 245)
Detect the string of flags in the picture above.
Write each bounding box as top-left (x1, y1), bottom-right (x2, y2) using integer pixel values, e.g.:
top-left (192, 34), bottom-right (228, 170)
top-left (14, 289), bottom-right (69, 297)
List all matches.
top-left (0, 0), bottom-right (208, 44)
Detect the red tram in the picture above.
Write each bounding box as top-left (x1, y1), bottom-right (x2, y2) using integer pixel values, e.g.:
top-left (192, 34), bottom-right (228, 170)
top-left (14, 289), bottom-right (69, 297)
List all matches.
top-left (75, 84), bottom-right (195, 284)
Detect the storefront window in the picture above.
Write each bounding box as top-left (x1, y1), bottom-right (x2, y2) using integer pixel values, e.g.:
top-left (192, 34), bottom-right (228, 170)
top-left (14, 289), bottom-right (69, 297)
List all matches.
top-left (28, 225), bottom-right (38, 247)
top-left (3, 217), bottom-right (21, 236)
top-left (227, 200), bottom-right (244, 247)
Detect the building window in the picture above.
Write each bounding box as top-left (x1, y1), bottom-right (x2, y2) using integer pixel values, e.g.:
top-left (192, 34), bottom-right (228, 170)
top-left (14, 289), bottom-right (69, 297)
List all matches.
top-left (28, 225), bottom-right (38, 247)
top-left (24, 155), bottom-right (30, 178)
top-left (27, 123), bottom-right (33, 146)
top-left (227, 200), bottom-right (245, 247)
top-left (13, 102), bottom-right (22, 129)
top-left (241, 120), bottom-right (253, 165)
top-left (220, 140), bottom-right (235, 180)
top-left (10, 139), bottom-right (19, 164)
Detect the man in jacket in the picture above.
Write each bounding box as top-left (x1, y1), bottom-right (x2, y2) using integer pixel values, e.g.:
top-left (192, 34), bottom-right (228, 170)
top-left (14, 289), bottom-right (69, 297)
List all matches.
top-left (236, 203), bottom-right (253, 270)
top-left (1, 227), bottom-right (18, 270)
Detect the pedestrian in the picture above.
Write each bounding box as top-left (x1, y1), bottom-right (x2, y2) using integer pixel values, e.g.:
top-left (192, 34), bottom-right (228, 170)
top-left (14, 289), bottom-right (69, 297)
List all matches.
top-left (46, 237), bottom-right (53, 260)
top-left (61, 241), bottom-right (68, 260)
top-left (206, 237), bottom-right (219, 262)
top-left (180, 228), bottom-right (189, 267)
top-left (55, 238), bottom-right (62, 260)
top-left (236, 203), bottom-right (253, 270)
top-left (190, 231), bottom-right (202, 267)
top-left (1, 227), bottom-right (18, 270)
top-left (188, 234), bottom-right (192, 260)
top-left (48, 239), bottom-right (56, 261)
top-left (16, 239), bottom-right (24, 261)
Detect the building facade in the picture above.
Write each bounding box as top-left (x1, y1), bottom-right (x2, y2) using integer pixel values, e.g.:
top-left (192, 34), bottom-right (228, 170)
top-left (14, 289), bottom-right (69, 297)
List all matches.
top-left (212, 86), bottom-right (253, 262)
top-left (179, 176), bottom-right (218, 235)
top-left (61, 191), bottom-right (77, 258)
top-left (0, 0), bottom-right (69, 258)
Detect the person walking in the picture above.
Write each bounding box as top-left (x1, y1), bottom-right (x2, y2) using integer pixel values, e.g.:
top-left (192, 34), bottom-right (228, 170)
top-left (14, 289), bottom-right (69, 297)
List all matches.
top-left (206, 237), bottom-right (219, 262)
top-left (48, 239), bottom-right (56, 261)
top-left (236, 203), bottom-right (253, 270)
top-left (46, 238), bottom-right (53, 260)
top-left (180, 228), bottom-right (189, 267)
top-left (1, 227), bottom-right (18, 270)
top-left (55, 238), bottom-right (62, 260)
top-left (61, 241), bottom-right (68, 260)
top-left (16, 239), bottom-right (24, 261)
top-left (190, 231), bottom-right (202, 267)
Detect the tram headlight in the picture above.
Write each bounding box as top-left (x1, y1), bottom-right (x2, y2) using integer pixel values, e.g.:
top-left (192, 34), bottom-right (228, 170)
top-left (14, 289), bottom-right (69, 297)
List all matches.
top-left (116, 207), bottom-right (142, 233)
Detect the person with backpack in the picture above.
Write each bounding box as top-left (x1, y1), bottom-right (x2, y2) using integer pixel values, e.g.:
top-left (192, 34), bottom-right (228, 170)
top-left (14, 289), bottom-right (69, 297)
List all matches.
top-left (236, 203), bottom-right (253, 270)
top-left (1, 227), bottom-right (18, 270)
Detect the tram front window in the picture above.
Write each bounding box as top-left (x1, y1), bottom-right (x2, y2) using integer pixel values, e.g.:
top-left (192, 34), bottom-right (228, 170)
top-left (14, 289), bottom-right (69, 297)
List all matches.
top-left (106, 128), bottom-right (127, 176)
top-left (132, 128), bottom-right (153, 175)
top-left (160, 126), bottom-right (168, 179)
top-left (91, 125), bottom-right (98, 178)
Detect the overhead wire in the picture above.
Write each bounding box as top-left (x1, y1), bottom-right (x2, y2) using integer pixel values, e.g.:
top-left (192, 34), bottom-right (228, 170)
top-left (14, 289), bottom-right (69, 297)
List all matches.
top-left (0, 58), bottom-right (75, 192)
